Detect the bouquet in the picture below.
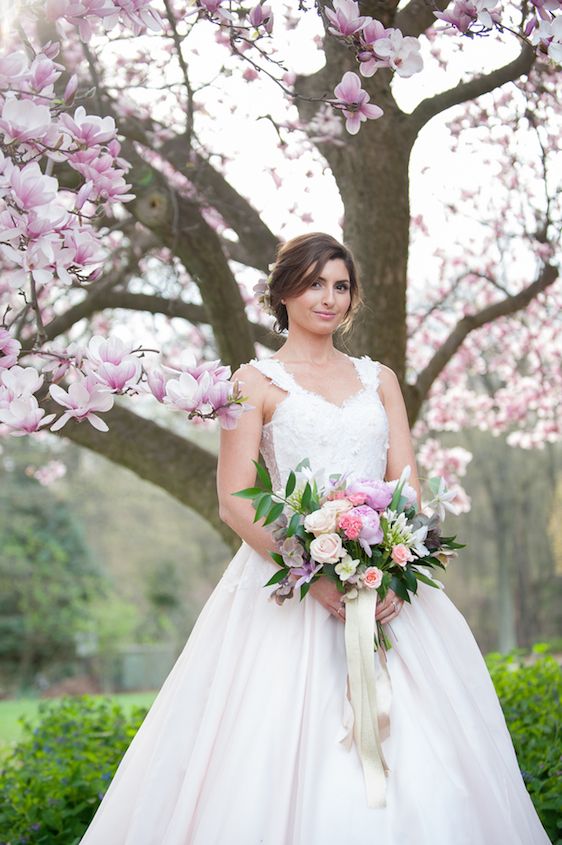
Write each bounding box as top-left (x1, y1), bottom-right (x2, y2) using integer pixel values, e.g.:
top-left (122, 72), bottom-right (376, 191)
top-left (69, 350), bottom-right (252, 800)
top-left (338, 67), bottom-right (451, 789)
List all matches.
top-left (233, 458), bottom-right (464, 808)
top-left (233, 459), bottom-right (464, 651)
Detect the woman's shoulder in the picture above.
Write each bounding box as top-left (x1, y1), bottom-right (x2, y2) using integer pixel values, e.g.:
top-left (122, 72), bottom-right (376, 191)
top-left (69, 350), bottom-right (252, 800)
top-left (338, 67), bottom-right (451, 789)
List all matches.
top-left (354, 355), bottom-right (399, 400)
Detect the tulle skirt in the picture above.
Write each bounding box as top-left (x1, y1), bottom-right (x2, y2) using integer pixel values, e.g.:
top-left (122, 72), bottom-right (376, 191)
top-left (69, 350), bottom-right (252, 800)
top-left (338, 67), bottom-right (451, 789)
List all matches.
top-left (80, 541), bottom-right (551, 845)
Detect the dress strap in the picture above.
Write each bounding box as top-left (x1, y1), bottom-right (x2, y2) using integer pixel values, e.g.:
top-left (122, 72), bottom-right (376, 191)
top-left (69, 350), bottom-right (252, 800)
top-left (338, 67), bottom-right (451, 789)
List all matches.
top-left (352, 355), bottom-right (382, 391)
top-left (246, 357), bottom-right (296, 394)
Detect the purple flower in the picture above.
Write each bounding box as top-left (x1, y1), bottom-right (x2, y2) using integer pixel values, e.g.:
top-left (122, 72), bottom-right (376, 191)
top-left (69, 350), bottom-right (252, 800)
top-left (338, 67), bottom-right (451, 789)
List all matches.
top-left (346, 478), bottom-right (393, 510)
top-left (290, 558), bottom-right (323, 589)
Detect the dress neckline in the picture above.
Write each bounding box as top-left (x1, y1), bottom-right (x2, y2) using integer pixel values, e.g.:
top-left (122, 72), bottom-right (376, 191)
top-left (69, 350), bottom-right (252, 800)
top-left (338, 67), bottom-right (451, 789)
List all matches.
top-left (264, 354), bottom-right (368, 412)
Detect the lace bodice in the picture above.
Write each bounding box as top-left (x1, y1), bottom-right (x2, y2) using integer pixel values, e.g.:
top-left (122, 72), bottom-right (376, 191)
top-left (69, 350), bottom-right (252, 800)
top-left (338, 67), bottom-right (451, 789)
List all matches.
top-left (246, 354), bottom-right (389, 491)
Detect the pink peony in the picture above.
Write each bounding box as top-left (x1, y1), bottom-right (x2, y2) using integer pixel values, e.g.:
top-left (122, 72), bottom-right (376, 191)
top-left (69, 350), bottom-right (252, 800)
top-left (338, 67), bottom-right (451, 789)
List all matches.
top-left (391, 543), bottom-right (415, 567)
top-left (346, 478), bottom-right (393, 510)
top-left (345, 492), bottom-right (367, 506)
top-left (361, 566), bottom-right (383, 589)
top-left (349, 504), bottom-right (383, 547)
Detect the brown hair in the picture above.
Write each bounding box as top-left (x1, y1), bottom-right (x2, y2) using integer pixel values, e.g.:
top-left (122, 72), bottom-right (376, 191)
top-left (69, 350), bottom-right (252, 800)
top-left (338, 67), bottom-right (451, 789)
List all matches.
top-left (268, 232), bottom-right (363, 335)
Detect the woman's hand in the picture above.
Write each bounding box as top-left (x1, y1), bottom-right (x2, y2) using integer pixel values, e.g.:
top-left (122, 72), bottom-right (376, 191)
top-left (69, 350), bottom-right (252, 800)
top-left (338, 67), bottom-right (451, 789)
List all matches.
top-left (308, 578), bottom-right (346, 623)
top-left (308, 580), bottom-right (405, 626)
top-left (375, 588), bottom-right (404, 624)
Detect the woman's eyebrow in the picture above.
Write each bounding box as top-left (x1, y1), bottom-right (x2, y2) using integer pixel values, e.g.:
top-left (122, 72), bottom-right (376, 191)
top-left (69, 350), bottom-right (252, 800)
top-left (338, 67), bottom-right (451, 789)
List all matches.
top-left (317, 275), bottom-right (350, 283)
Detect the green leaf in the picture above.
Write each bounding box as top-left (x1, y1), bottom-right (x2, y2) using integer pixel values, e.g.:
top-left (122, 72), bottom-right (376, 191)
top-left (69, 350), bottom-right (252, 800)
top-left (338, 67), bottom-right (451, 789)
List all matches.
top-left (263, 501), bottom-right (285, 526)
top-left (231, 486), bottom-right (263, 499)
top-left (389, 575), bottom-right (411, 603)
top-left (270, 552), bottom-right (285, 567)
top-left (285, 470), bottom-right (296, 497)
top-left (286, 512), bottom-right (301, 538)
top-left (413, 570), bottom-right (441, 588)
top-left (264, 567), bottom-right (289, 586)
top-left (253, 492), bottom-right (272, 523)
top-left (253, 459), bottom-right (272, 491)
top-left (300, 581), bottom-right (312, 600)
top-left (403, 567), bottom-right (418, 593)
top-left (301, 482), bottom-right (312, 510)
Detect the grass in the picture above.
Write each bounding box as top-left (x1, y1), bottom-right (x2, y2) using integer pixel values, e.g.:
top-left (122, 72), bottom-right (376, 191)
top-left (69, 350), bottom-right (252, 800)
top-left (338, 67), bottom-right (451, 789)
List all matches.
top-left (0, 691), bottom-right (157, 760)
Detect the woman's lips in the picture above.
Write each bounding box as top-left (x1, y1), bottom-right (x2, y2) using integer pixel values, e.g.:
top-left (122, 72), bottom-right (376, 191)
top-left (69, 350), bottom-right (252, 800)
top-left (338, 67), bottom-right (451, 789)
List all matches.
top-left (314, 311), bottom-right (336, 319)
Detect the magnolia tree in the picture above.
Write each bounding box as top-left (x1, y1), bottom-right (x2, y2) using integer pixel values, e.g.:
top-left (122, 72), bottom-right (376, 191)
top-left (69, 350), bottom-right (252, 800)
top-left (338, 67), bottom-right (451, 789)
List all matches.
top-left (0, 0), bottom-right (560, 552)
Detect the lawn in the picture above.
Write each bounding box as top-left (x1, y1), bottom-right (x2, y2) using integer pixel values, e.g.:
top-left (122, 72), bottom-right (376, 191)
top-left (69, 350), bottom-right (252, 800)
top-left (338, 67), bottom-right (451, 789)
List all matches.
top-left (0, 692), bottom-right (157, 759)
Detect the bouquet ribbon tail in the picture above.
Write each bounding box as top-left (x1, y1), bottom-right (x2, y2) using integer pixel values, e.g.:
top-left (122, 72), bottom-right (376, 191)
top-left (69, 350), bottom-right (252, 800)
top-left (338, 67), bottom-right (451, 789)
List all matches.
top-left (341, 588), bottom-right (392, 808)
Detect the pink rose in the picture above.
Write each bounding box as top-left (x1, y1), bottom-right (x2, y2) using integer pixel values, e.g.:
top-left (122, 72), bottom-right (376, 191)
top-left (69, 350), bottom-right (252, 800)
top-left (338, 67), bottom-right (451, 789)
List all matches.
top-left (390, 543), bottom-right (415, 567)
top-left (361, 566), bottom-right (383, 589)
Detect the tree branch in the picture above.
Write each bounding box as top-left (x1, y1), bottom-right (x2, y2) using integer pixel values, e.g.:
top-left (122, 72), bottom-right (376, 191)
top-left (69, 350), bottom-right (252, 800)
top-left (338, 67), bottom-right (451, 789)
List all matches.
top-left (395, 0), bottom-right (450, 38)
top-left (405, 262), bottom-right (559, 421)
top-left (41, 290), bottom-right (280, 350)
top-left (44, 398), bottom-right (239, 549)
top-left (409, 43), bottom-right (536, 134)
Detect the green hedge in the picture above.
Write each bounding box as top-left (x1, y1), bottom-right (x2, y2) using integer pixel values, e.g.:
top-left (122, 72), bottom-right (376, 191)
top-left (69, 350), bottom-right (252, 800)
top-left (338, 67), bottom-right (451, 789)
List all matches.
top-left (1, 652), bottom-right (560, 844)
top-left (485, 648), bottom-right (562, 845)
top-left (0, 696), bottom-right (147, 845)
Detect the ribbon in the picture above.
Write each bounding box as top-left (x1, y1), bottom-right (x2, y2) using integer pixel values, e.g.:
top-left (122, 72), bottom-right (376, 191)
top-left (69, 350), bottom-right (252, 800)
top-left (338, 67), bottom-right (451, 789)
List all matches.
top-left (339, 588), bottom-right (392, 808)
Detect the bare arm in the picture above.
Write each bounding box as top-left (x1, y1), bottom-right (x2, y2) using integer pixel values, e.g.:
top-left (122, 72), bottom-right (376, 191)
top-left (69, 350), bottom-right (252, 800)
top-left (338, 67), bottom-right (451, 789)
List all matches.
top-left (216, 364), bottom-right (281, 562)
top-left (379, 365), bottom-right (423, 511)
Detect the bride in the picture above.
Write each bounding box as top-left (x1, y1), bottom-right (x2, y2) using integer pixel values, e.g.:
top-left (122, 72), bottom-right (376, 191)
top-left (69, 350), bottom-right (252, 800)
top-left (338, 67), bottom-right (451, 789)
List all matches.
top-left (80, 232), bottom-right (551, 844)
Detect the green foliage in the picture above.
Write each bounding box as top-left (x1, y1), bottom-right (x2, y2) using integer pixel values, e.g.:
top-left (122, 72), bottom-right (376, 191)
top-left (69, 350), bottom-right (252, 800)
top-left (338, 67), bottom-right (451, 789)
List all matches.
top-left (485, 649), bottom-right (562, 844)
top-left (0, 696), bottom-right (148, 845)
top-left (0, 467), bottom-right (101, 687)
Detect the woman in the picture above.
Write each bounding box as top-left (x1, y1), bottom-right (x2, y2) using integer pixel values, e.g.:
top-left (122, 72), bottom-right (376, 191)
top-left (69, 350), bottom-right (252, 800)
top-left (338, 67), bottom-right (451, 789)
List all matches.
top-left (81, 232), bottom-right (551, 844)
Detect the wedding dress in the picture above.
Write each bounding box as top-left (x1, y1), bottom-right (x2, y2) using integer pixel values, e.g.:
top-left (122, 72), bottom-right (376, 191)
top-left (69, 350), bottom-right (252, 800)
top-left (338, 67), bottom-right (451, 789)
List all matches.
top-left (80, 354), bottom-right (551, 845)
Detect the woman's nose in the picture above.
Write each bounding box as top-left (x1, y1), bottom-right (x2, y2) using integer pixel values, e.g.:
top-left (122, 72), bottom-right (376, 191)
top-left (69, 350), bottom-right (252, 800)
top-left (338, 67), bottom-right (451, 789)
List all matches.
top-left (323, 287), bottom-right (335, 304)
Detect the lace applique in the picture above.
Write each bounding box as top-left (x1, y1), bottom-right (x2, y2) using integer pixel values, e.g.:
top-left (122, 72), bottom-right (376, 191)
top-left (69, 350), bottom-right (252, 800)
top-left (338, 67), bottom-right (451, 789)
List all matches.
top-left (245, 354), bottom-right (390, 492)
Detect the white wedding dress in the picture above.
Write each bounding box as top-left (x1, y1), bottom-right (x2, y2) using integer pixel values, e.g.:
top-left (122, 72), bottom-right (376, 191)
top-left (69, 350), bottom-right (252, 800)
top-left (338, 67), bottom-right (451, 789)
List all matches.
top-left (81, 354), bottom-right (551, 845)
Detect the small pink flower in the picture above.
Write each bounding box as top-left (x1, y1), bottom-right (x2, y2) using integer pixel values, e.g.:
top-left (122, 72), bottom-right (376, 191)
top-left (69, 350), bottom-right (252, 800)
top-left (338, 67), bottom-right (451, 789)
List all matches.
top-left (338, 512), bottom-right (363, 540)
top-left (391, 543), bottom-right (415, 567)
top-left (346, 492), bottom-right (367, 506)
top-left (0, 328), bottom-right (21, 369)
top-left (361, 566), bottom-right (383, 589)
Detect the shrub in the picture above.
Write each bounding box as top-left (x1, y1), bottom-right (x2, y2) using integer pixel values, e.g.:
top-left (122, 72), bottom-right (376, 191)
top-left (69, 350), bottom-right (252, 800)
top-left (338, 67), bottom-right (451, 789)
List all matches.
top-left (485, 648), bottom-right (562, 845)
top-left (0, 696), bottom-right (147, 845)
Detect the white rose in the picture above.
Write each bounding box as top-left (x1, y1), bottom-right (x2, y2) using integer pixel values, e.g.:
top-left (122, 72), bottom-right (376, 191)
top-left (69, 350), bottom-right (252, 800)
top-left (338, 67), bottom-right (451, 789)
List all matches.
top-left (304, 506), bottom-right (337, 535)
top-left (309, 533), bottom-right (346, 564)
top-left (321, 498), bottom-right (354, 518)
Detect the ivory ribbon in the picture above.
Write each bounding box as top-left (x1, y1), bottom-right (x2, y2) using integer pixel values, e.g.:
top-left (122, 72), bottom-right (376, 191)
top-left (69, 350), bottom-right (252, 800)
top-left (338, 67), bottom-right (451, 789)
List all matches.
top-left (339, 588), bottom-right (392, 808)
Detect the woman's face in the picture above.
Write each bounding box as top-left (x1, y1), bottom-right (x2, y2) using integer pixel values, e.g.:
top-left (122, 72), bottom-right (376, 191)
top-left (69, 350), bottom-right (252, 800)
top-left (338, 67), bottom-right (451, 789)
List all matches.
top-left (283, 258), bottom-right (351, 334)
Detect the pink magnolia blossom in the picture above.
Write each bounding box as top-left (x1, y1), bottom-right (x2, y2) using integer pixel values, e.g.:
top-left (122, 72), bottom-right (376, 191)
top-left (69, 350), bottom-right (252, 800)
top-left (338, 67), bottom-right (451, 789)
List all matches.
top-left (146, 366), bottom-right (168, 402)
top-left (372, 30), bottom-right (423, 77)
top-left (9, 162), bottom-right (59, 211)
top-left (60, 105), bottom-right (117, 146)
top-left (0, 365), bottom-right (43, 398)
top-left (31, 459), bottom-right (67, 485)
top-left (165, 371), bottom-right (208, 412)
top-left (332, 71), bottom-right (383, 134)
top-left (49, 374), bottom-right (114, 431)
top-left (0, 51), bottom-right (28, 84)
top-left (325, 0), bottom-right (370, 37)
top-left (0, 328), bottom-right (21, 369)
top-left (84, 335), bottom-right (142, 390)
top-left (0, 395), bottom-right (56, 435)
top-left (0, 98), bottom-right (51, 143)
top-left (249, 3), bottom-right (274, 33)
top-left (216, 400), bottom-right (246, 429)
